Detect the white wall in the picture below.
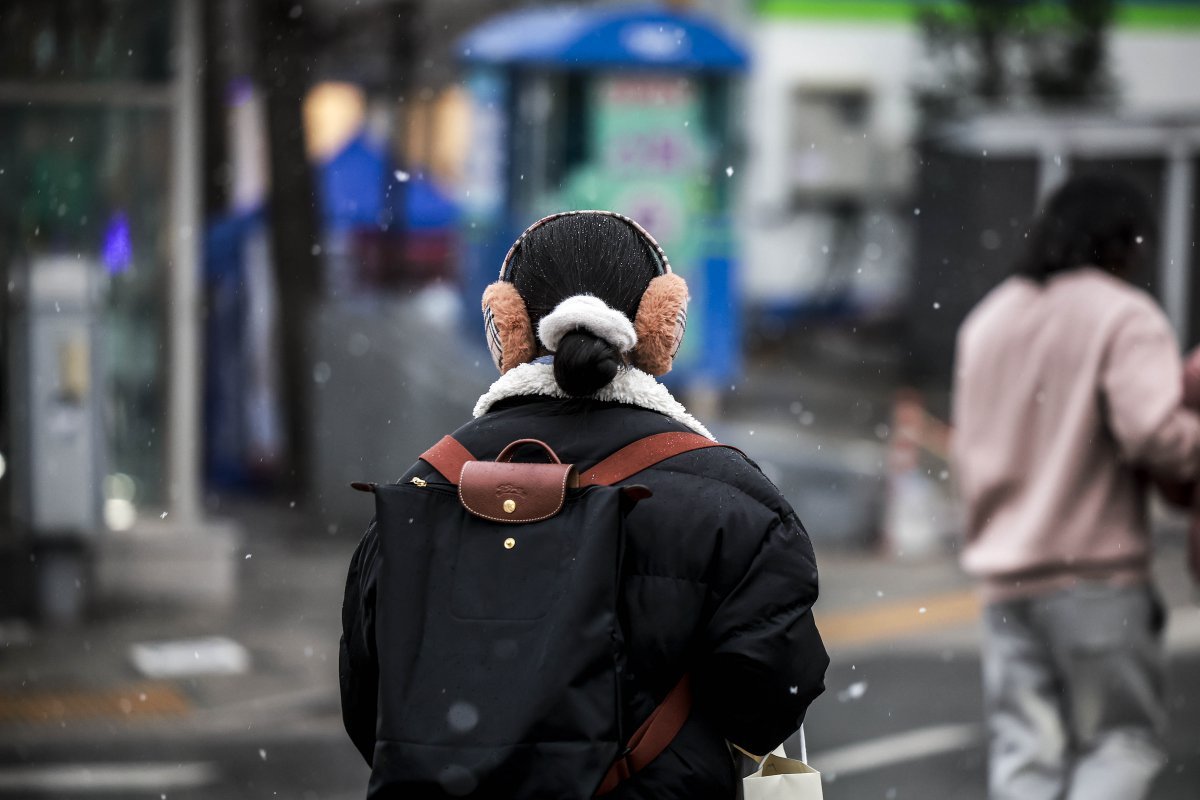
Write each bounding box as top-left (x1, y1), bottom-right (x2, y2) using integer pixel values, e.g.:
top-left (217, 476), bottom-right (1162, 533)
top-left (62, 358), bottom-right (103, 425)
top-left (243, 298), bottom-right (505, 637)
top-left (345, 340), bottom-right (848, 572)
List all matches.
top-left (1111, 31), bottom-right (1200, 113)
top-left (740, 22), bottom-right (921, 305)
top-left (739, 19), bottom-right (1200, 307)
top-left (743, 22), bottom-right (920, 214)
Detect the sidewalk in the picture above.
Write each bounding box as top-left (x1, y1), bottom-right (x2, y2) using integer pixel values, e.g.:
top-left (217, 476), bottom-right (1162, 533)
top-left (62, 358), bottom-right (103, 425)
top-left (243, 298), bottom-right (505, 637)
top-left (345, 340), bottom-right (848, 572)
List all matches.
top-left (0, 498), bottom-right (355, 747)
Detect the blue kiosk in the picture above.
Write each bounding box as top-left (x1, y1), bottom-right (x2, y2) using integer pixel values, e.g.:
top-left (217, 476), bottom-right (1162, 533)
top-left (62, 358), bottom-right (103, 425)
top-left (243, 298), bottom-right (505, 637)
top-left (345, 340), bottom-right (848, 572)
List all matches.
top-left (457, 3), bottom-right (748, 385)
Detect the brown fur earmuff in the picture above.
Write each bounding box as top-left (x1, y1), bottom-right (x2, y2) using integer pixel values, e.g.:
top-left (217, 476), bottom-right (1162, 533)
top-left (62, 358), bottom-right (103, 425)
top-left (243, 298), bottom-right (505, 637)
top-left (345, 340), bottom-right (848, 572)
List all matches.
top-left (631, 273), bottom-right (689, 376)
top-left (482, 281), bottom-right (537, 374)
top-left (486, 210), bottom-right (689, 377)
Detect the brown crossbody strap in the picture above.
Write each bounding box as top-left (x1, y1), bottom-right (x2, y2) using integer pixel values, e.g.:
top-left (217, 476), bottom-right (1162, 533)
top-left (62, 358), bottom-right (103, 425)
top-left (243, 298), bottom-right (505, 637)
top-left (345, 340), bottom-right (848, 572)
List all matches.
top-left (419, 435), bottom-right (478, 483)
top-left (595, 674), bottom-right (692, 795)
top-left (580, 431), bottom-right (743, 486)
top-left (583, 433), bottom-right (743, 790)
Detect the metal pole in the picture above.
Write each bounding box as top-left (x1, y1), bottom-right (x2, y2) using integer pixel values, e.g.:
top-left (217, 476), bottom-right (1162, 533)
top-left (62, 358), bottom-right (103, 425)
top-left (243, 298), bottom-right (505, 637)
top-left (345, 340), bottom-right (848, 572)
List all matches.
top-left (1162, 142), bottom-right (1195, 344)
top-left (1037, 143), bottom-right (1069, 203)
top-left (166, 0), bottom-right (203, 525)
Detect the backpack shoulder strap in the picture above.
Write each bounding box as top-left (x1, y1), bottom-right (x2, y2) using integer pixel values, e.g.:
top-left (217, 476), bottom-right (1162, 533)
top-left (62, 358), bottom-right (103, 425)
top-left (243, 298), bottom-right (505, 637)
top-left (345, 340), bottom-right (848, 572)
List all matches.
top-left (595, 674), bottom-right (692, 796)
top-left (590, 432), bottom-right (742, 793)
top-left (421, 431), bottom-right (740, 487)
top-left (580, 431), bottom-right (743, 487)
top-left (419, 435), bottom-right (477, 484)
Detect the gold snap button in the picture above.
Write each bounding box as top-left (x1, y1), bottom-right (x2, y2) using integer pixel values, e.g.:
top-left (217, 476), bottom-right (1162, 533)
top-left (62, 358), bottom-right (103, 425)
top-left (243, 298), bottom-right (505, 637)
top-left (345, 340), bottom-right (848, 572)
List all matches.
top-left (503, 537), bottom-right (516, 550)
top-left (502, 499), bottom-right (516, 513)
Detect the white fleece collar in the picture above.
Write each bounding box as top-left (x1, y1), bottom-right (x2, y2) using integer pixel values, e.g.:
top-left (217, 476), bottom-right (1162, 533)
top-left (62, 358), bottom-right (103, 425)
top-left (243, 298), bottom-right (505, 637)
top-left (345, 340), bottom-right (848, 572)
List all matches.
top-left (473, 362), bottom-right (716, 441)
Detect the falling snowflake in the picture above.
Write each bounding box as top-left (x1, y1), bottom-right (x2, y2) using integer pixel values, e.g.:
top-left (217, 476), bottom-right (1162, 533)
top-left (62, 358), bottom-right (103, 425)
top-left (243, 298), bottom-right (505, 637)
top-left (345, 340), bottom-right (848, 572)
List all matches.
top-left (837, 681), bottom-right (868, 702)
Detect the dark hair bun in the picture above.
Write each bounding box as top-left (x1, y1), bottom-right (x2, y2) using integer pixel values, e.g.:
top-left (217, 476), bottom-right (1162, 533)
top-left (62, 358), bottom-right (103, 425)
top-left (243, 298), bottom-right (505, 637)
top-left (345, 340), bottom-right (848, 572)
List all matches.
top-left (554, 330), bottom-right (621, 397)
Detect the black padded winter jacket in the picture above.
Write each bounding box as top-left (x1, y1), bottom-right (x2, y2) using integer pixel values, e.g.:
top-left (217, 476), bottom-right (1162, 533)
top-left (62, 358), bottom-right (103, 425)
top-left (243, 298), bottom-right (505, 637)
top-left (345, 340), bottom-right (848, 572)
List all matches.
top-left (340, 394), bottom-right (828, 799)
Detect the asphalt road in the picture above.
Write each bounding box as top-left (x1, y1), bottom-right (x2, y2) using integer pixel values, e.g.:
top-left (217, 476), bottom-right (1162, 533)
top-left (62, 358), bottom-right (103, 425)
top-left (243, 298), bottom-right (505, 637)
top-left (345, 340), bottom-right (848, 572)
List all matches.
top-left (2, 525), bottom-right (1196, 800)
top-left (2, 649), bottom-right (1197, 798)
top-left (807, 650), bottom-right (1200, 800)
top-left (0, 728), bottom-right (367, 799)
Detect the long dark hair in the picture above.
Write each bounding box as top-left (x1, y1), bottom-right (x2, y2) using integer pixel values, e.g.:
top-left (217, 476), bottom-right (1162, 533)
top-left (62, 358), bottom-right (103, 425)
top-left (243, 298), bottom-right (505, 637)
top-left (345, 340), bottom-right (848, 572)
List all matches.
top-left (1016, 173), bottom-right (1156, 283)
top-left (508, 214), bottom-right (660, 396)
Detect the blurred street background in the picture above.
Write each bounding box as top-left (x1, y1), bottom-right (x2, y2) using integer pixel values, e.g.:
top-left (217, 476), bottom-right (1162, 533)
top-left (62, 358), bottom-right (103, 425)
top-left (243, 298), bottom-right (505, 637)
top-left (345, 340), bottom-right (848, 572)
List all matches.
top-left (0, 0), bottom-right (1198, 797)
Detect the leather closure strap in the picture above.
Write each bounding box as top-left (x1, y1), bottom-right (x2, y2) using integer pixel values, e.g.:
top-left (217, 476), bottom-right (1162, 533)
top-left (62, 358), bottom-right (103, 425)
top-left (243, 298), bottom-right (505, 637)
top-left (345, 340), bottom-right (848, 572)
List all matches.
top-left (425, 437), bottom-right (581, 524)
top-left (459, 460), bottom-right (578, 523)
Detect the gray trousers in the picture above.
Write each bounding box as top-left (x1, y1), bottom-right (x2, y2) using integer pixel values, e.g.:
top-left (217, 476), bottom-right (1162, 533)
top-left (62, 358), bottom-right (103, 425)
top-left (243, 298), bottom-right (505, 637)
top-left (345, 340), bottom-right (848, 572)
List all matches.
top-left (982, 582), bottom-right (1168, 800)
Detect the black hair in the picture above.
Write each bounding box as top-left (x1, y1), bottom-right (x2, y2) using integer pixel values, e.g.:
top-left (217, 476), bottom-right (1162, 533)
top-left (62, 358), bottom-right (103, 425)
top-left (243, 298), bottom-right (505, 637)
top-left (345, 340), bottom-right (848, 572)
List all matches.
top-left (508, 214), bottom-right (661, 397)
top-left (1016, 173), bottom-right (1156, 283)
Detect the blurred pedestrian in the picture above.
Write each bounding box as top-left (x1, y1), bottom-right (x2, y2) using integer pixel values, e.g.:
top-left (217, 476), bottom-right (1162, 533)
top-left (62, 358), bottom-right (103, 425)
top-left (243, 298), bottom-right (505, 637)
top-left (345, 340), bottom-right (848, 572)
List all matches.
top-left (340, 211), bottom-right (828, 798)
top-left (1156, 345), bottom-right (1200, 583)
top-left (951, 174), bottom-right (1200, 800)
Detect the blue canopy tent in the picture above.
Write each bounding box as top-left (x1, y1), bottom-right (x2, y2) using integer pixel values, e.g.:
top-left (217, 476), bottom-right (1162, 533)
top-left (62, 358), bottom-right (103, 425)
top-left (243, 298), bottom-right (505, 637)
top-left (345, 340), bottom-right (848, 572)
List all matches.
top-left (457, 3), bottom-right (748, 386)
top-left (459, 3), bottom-right (748, 71)
top-left (318, 134), bottom-right (460, 232)
top-left (314, 133), bottom-right (461, 291)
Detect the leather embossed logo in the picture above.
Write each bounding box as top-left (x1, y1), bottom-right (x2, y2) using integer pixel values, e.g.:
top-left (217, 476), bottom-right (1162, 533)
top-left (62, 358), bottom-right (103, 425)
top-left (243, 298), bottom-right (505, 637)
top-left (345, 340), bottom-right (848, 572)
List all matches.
top-left (495, 484), bottom-right (528, 498)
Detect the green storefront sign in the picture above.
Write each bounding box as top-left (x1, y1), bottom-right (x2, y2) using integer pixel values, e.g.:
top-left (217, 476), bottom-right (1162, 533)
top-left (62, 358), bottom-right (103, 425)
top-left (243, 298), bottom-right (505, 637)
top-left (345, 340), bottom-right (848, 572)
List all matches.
top-left (552, 75), bottom-right (720, 370)
top-left (756, 0), bottom-right (1200, 28)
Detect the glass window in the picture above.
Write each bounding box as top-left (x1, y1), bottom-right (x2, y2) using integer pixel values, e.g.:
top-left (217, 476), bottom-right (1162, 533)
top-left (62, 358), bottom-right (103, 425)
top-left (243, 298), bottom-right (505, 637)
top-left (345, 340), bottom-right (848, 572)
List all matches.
top-left (1, 106), bottom-right (171, 508)
top-left (0, 0), bottom-right (171, 83)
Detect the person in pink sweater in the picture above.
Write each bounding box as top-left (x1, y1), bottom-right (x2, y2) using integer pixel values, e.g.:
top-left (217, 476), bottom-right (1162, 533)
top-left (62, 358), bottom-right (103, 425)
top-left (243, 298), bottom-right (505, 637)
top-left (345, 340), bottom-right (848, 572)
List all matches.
top-left (1158, 347), bottom-right (1200, 581)
top-left (952, 174), bottom-right (1200, 800)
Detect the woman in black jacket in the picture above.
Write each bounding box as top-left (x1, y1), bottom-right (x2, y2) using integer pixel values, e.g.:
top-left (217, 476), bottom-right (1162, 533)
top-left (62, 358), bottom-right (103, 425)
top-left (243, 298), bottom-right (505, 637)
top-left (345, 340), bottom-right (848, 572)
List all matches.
top-left (340, 210), bottom-right (828, 798)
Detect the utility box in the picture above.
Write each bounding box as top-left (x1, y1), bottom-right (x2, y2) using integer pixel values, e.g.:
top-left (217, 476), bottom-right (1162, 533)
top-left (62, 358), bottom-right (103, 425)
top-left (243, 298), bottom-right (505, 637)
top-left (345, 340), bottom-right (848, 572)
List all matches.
top-left (23, 256), bottom-right (104, 534)
top-left (8, 255), bottom-right (104, 623)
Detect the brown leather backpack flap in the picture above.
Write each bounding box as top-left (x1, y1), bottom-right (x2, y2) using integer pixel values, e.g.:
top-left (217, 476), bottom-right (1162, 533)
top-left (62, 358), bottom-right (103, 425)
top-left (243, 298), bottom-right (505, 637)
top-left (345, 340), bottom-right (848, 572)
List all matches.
top-left (459, 460), bottom-right (579, 523)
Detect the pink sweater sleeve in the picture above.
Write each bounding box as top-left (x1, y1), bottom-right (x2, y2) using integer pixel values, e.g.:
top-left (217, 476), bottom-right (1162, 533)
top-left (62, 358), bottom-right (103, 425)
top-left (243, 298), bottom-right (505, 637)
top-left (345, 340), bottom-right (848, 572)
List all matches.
top-left (1102, 304), bottom-right (1200, 480)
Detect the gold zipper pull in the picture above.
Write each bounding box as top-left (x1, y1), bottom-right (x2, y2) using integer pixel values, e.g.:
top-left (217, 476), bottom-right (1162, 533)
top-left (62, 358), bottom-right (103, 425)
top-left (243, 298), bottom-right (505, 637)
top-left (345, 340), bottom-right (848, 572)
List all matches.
top-left (410, 476), bottom-right (428, 487)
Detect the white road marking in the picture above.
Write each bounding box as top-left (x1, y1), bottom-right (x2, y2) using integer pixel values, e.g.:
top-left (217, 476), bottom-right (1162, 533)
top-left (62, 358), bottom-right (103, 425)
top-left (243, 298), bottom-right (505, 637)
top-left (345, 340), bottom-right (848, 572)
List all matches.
top-left (130, 636), bottom-right (250, 677)
top-left (810, 722), bottom-right (983, 777)
top-left (0, 762), bottom-right (218, 792)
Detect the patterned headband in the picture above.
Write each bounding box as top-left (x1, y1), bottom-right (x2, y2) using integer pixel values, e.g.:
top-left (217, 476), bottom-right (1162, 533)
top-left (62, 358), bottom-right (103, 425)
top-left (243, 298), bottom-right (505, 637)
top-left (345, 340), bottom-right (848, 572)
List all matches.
top-left (498, 209), bottom-right (672, 280)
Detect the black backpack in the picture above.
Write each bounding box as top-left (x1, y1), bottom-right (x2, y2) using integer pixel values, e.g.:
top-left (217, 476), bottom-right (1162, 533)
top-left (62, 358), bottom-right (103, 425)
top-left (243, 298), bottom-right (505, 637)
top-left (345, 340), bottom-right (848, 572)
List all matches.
top-left (354, 432), bottom-right (736, 799)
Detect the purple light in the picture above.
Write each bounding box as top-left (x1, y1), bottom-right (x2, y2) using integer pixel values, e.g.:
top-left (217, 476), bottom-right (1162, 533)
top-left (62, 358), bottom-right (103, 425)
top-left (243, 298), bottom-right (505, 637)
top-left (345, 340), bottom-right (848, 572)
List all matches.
top-left (102, 212), bottom-right (132, 274)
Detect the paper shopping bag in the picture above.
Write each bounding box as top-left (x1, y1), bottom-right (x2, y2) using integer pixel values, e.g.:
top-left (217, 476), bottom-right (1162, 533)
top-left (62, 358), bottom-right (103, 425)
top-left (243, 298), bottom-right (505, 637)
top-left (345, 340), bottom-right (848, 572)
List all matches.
top-left (742, 749), bottom-right (823, 800)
